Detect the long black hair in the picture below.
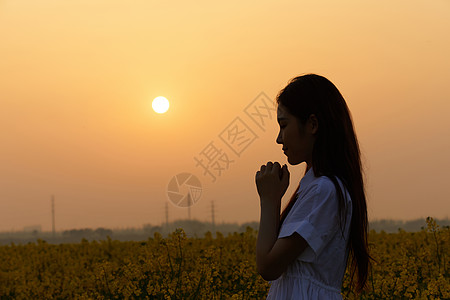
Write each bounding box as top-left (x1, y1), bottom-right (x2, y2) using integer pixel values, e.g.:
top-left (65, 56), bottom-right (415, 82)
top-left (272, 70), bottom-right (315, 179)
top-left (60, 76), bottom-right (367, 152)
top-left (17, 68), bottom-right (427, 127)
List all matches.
top-left (277, 74), bottom-right (370, 292)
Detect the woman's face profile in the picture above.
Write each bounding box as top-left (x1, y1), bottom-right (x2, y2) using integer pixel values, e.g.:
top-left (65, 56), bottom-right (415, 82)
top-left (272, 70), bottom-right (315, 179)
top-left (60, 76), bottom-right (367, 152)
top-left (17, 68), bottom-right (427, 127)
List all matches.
top-left (276, 103), bottom-right (316, 166)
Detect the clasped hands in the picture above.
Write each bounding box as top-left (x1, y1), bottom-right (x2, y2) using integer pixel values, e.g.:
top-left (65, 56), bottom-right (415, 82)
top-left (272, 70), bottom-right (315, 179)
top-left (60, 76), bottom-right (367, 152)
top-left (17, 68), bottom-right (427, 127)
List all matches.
top-left (255, 162), bottom-right (290, 205)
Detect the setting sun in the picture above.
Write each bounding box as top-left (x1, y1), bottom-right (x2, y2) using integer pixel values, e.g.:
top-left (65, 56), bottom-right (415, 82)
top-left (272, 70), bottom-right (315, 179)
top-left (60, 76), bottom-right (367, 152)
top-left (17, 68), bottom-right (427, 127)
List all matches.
top-left (152, 96), bottom-right (169, 114)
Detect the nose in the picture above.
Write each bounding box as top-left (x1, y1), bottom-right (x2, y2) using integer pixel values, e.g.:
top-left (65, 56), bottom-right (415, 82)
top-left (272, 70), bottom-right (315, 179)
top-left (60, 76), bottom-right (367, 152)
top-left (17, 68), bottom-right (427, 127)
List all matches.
top-left (276, 130), bottom-right (282, 145)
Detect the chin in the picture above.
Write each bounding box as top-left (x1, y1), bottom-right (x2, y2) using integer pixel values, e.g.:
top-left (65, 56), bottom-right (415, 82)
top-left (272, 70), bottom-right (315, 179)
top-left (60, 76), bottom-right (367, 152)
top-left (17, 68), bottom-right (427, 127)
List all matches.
top-left (287, 157), bottom-right (302, 165)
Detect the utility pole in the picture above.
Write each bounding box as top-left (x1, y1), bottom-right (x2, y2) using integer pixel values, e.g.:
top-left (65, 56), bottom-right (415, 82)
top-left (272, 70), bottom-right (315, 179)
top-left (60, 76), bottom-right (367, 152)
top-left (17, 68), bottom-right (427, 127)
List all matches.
top-left (51, 195), bottom-right (55, 238)
top-left (187, 193), bottom-right (191, 220)
top-left (211, 200), bottom-right (216, 234)
top-left (165, 201), bottom-right (169, 228)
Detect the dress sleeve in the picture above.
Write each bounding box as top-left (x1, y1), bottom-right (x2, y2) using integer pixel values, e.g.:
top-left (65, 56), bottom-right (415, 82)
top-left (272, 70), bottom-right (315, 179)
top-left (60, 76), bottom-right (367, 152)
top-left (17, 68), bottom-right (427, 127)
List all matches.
top-left (278, 178), bottom-right (341, 262)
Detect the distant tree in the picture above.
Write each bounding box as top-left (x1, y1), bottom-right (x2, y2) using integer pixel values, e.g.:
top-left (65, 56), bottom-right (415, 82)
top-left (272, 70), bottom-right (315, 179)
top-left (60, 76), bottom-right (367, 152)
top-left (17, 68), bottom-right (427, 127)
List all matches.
top-left (63, 228), bottom-right (93, 238)
top-left (172, 219), bottom-right (207, 237)
top-left (239, 221), bottom-right (259, 232)
top-left (143, 224), bottom-right (162, 236)
top-left (94, 228), bottom-right (113, 238)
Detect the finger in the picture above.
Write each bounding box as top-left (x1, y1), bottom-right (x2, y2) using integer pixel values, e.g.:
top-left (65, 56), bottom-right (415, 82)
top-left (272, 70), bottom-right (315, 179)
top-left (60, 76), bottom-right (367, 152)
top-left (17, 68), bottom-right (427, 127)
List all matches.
top-left (260, 165), bottom-right (266, 172)
top-left (281, 164), bottom-right (290, 181)
top-left (271, 162), bottom-right (281, 175)
top-left (272, 162), bottom-right (281, 170)
top-left (266, 161), bottom-right (273, 171)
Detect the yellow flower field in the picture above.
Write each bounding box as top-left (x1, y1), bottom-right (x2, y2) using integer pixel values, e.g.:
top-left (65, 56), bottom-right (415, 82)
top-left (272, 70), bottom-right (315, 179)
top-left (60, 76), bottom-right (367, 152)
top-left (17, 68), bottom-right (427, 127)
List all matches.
top-left (0, 217), bottom-right (448, 299)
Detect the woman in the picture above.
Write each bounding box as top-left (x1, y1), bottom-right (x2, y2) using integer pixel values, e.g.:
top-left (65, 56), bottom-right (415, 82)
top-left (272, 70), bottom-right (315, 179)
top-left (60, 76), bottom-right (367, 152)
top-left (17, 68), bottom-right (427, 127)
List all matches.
top-left (255, 74), bottom-right (370, 299)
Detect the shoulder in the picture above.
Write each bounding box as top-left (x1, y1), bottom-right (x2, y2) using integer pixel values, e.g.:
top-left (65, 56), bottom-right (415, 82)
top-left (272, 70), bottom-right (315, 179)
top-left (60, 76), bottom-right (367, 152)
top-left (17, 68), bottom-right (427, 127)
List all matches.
top-left (291, 176), bottom-right (339, 215)
top-left (295, 176), bottom-right (343, 213)
top-left (307, 176), bottom-right (351, 213)
top-left (315, 175), bottom-right (338, 191)
top-left (306, 175), bottom-right (338, 198)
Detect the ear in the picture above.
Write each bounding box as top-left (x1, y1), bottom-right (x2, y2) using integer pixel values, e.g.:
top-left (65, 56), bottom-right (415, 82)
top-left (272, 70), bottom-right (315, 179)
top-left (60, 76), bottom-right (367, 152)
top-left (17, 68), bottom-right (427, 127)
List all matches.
top-left (308, 114), bottom-right (318, 135)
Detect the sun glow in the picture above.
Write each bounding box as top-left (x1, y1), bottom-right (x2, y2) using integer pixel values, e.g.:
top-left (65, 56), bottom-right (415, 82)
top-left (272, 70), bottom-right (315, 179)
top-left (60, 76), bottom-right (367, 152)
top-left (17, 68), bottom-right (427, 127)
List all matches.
top-left (152, 96), bottom-right (170, 114)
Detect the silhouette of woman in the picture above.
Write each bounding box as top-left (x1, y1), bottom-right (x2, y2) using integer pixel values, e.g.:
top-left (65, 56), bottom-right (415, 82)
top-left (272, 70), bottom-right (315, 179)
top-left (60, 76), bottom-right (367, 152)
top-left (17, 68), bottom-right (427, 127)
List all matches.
top-left (255, 74), bottom-right (370, 299)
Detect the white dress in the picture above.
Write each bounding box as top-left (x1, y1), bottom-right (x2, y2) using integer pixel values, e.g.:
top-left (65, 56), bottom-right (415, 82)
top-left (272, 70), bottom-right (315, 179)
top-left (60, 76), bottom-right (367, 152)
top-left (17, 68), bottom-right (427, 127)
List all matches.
top-left (266, 168), bottom-right (352, 300)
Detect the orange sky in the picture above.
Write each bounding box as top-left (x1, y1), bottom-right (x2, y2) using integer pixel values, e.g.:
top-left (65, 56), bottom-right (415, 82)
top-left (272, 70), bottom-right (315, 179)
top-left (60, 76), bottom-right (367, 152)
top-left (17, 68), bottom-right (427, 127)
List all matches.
top-left (1, 0), bottom-right (449, 231)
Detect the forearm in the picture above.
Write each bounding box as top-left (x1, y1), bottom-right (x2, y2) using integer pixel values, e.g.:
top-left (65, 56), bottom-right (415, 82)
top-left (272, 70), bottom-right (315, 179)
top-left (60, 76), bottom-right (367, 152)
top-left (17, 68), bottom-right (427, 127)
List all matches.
top-left (256, 198), bottom-right (281, 271)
